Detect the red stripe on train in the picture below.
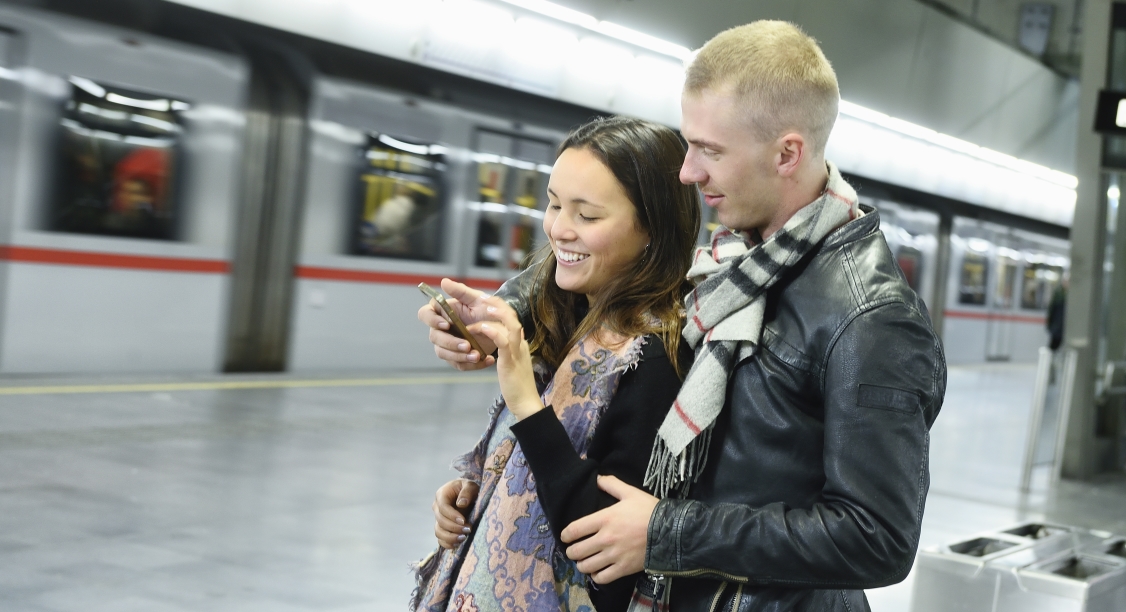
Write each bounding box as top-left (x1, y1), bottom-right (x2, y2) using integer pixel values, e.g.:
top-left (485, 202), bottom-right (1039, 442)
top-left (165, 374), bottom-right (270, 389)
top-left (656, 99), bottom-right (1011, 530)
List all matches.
top-left (0, 245), bottom-right (229, 273)
top-left (944, 309), bottom-right (1047, 325)
top-left (293, 265), bottom-right (505, 290)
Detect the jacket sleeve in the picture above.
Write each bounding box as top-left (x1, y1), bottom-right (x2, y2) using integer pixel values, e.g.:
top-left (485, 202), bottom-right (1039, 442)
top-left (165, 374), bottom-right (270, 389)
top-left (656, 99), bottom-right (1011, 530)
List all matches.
top-left (510, 341), bottom-right (681, 541)
top-left (645, 301), bottom-right (946, 589)
top-left (493, 267), bottom-right (536, 331)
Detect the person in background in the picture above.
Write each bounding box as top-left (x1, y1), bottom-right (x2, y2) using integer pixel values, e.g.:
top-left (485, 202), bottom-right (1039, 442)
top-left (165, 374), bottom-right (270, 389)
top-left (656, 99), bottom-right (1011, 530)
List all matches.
top-left (1047, 275), bottom-right (1068, 351)
top-left (421, 20), bottom-right (947, 612)
top-left (412, 116), bottom-right (700, 612)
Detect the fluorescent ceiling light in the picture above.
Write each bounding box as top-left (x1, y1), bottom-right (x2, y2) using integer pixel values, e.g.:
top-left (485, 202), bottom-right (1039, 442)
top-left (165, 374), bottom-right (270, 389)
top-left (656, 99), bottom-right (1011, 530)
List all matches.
top-left (594, 21), bottom-right (690, 60)
top-left (498, 0), bottom-right (595, 28)
top-left (69, 76), bottom-right (107, 98)
top-left (838, 100), bottom-right (1078, 190)
top-left (106, 93), bottom-right (172, 111)
top-left (495, 0), bottom-right (691, 60)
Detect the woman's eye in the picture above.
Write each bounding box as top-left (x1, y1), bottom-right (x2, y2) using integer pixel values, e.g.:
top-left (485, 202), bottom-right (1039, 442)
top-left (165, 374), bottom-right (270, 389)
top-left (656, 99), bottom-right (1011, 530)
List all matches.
top-left (579, 214), bottom-right (597, 222)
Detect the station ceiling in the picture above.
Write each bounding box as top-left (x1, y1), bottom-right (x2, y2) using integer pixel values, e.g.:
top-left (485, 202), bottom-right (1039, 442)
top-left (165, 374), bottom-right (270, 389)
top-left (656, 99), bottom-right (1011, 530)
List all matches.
top-left (538, 0), bottom-right (1083, 79)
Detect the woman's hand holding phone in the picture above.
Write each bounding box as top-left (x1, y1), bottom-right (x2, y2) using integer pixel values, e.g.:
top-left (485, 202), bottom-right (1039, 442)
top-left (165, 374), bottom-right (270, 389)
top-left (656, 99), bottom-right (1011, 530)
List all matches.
top-left (475, 296), bottom-right (544, 421)
top-left (417, 279), bottom-right (498, 370)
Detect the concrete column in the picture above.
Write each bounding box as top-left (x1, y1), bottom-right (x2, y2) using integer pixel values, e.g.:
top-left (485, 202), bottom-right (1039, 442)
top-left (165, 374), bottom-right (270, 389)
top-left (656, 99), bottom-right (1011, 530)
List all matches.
top-left (1061, 0), bottom-right (1113, 479)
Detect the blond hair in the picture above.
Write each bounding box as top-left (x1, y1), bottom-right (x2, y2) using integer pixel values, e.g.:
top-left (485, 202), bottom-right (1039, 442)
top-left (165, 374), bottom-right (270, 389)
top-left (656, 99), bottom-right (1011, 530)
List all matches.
top-left (685, 21), bottom-right (839, 156)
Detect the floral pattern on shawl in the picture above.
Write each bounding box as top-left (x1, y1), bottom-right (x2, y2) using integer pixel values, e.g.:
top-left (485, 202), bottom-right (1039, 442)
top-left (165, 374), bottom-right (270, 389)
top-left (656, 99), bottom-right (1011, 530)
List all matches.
top-left (411, 331), bottom-right (646, 612)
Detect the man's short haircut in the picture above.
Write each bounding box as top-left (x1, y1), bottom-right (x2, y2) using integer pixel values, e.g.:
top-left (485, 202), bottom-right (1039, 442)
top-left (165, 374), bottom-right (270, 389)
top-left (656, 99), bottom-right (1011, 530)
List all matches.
top-left (685, 21), bottom-right (839, 156)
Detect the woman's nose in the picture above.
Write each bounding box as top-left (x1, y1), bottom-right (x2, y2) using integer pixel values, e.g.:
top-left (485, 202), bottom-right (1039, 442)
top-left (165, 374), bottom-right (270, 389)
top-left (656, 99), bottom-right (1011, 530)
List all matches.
top-left (548, 214), bottom-right (576, 241)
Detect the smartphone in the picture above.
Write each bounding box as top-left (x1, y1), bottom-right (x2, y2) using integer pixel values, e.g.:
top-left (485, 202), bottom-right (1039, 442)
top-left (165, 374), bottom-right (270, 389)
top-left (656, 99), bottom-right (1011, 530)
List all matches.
top-left (418, 282), bottom-right (487, 357)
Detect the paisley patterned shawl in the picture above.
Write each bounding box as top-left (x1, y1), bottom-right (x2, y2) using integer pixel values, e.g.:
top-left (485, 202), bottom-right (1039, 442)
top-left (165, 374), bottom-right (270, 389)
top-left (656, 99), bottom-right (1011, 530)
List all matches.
top-left (411, 328), bottom-right (647, 612)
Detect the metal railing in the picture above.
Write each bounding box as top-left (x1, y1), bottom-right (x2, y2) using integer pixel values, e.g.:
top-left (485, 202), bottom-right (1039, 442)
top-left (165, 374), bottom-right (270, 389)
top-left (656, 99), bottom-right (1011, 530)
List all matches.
top-left (1020, 347), bottom-right (1078, 491)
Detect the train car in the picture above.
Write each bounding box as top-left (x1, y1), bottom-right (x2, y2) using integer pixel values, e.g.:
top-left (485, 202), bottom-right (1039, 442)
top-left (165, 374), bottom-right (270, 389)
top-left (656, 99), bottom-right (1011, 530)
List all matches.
top-left (288, 77), bottom-right (560, 371)
top-left (0, 5), bottom-right (246, 373)
top-left (862, 194), bottom-right (1068, 365)
top-left (0, 2), bottom-right (1076, 374)
top-left (942, 219), bottom-right (1068, 364)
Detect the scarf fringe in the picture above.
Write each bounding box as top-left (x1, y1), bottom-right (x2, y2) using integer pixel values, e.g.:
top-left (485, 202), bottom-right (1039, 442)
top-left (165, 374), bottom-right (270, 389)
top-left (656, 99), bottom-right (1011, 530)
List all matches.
top-left (643, 425), bottom-right (713, 499)
top-left (408, 549), bottom-right (441, 611)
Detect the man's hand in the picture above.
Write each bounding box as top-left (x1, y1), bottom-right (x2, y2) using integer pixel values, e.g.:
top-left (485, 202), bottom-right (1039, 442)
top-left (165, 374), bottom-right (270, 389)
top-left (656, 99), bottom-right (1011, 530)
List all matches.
top-left (417, 278), bottom-right (498, 371)
top-left (432, 478), bottom-right (479, 549)
top-left (561, 475), bottom-right (658, 584)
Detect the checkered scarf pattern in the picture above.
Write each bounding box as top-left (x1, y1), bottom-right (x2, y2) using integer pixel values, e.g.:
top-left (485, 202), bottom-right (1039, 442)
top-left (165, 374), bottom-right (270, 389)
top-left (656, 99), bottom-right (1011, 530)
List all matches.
top-left (643, 163), bottom-right (862, 498)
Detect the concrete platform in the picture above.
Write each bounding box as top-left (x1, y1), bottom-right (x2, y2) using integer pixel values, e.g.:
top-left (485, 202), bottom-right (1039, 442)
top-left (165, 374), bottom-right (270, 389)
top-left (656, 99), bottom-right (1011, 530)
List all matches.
top-left (0, 364), bottom-right (1122, 611)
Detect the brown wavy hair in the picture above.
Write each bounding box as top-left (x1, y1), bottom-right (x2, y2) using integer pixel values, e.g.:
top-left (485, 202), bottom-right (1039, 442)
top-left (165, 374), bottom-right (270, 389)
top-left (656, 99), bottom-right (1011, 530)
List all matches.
top-left (528, 117), bottom-right (700, 375)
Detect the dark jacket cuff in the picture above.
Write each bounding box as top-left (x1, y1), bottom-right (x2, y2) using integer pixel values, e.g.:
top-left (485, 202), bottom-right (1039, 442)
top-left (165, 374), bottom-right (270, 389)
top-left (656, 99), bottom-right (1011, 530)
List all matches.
top-left (646, 497), bottom-right (696, 572)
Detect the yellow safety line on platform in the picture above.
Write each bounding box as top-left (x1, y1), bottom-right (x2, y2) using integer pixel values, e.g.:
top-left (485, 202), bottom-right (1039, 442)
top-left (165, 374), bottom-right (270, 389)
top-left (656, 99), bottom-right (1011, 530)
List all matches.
top-left (0, 374), bottom-right (497, 396)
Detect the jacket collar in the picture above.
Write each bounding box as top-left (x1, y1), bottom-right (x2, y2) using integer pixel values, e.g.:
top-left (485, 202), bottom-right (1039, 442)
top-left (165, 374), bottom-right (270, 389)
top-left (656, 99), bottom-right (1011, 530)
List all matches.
top-left (822, 203), bottom-right (880, 250)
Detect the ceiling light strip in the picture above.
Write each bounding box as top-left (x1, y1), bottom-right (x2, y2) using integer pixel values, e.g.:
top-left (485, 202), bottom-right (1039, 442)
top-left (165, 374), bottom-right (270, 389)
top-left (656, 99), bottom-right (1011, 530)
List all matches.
top-left (493, 0), bottom-right (1075, 191)
top-left (495, 0), bottom-right (692, 60)
top-left (838, 101), bottom-right (1077, 189)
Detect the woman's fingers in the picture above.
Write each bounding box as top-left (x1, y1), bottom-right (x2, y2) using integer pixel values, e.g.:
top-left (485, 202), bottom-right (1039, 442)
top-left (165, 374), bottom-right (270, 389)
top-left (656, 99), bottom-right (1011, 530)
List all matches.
top-left (417, 301), bottom-right (450, 331)
top-left (433, 480), bottom-right (472, 548)
top-left (476, 322), bottom-right (509, 355)
top-left (434, 521), bottom-right (466, 549)
top-left (481, 296), bottom-right (522, 328)
top-left (441, 278), bottom-right (485, 311)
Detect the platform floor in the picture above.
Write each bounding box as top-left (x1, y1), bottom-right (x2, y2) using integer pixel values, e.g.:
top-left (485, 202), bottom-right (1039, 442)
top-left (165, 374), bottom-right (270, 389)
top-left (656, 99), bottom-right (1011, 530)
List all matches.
top-left (0, 364), bottom-right (1123, 611)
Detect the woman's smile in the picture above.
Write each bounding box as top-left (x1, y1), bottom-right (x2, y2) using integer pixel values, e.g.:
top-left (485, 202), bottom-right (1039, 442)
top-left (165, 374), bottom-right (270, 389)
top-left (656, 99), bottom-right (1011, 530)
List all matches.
top-left (555, 249), bottom-right (590, 265)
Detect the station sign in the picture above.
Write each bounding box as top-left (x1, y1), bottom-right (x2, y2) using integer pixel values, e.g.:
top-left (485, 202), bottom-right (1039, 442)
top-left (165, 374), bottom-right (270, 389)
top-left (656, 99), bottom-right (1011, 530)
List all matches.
top-left (1094, 90), bottom-right (1126, 135)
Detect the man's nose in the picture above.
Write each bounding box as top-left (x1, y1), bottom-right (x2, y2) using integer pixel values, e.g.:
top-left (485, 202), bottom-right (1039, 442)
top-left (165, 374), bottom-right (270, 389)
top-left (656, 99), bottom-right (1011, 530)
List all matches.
top-left (679, 157), bottom-right (704, 185)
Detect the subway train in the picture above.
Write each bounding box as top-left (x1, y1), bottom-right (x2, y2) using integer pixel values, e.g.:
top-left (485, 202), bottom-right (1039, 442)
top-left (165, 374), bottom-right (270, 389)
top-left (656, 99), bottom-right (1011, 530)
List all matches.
top-left (0, 2), bottom-right (1069, 374)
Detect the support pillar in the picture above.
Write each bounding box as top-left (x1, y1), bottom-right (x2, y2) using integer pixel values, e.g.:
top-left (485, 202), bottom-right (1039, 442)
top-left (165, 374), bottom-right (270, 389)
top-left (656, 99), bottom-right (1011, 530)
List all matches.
top-left (1061, 0), bottom-right (1113, 479)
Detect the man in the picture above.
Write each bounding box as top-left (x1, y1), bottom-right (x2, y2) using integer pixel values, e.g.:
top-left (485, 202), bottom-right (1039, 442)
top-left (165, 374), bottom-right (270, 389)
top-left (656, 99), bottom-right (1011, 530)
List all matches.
top-left (421, 21), bottom-right (945, 611)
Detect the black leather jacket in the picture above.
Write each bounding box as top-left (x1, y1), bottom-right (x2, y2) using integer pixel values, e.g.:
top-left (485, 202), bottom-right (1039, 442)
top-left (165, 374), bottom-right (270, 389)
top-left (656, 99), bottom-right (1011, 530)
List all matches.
top-left (497, 207), bottom-right (946, 612)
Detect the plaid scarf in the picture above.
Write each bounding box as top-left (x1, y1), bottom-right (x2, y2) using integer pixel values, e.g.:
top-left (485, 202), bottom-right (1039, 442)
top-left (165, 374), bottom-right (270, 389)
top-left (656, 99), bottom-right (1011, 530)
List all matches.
top-left (642, 162), bottom-right (861, 499)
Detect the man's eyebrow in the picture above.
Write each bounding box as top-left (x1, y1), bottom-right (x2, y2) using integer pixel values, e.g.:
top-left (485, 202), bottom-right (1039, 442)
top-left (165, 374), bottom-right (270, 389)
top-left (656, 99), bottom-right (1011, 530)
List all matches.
top-left (688, 138), bottom-right (724, 150)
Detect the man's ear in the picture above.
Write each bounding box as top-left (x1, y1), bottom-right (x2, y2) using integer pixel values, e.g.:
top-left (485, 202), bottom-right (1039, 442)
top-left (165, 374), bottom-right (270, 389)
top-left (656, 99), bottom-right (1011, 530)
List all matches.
top-left (776, 132), bottom-right (806, 178)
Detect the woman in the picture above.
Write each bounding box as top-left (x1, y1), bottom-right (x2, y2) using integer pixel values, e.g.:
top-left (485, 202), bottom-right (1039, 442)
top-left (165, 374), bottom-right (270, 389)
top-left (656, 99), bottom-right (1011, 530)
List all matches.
top-left (412, 117), bottom-right (700, 612)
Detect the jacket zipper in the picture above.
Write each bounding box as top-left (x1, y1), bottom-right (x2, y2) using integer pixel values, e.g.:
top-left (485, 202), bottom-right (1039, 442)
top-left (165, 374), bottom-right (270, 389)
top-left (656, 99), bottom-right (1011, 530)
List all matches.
top-left (650, 567), bottom-right (751, 583)
top-left (707, 581), bottom-right (729, 612)
top-left (729, 583), bottom-right (745, 611)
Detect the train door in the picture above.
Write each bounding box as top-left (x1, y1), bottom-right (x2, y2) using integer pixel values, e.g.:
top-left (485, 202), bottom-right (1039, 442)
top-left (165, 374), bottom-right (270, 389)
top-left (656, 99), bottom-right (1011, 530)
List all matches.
top-left (986, 242), bottom-right (1019, 361)
top-left (465, 129), bottom-right (553, 283)
top-left (944, 217), bottom-right (994, 364)
top-left (871, 199), bottom-right (940, 310)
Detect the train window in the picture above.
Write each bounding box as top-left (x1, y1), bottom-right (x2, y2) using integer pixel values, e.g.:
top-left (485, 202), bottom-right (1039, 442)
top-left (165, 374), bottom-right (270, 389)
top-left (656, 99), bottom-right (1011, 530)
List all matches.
top-left (1021, 264), bottom-right (1064, 310)
top-left (472, 130), bottom-right (553, 270)
top-left (49, 77), bottom-right (189, 240)
top-left (352, 133), bottom-right (446, 260)
top-left (895, 246), bottom-right (923, 291)
top-left (958, 252), bottom-right (990, 305)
